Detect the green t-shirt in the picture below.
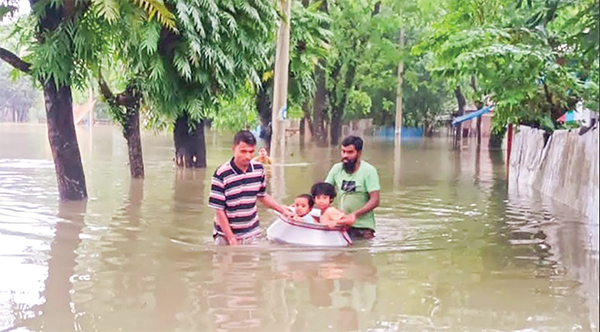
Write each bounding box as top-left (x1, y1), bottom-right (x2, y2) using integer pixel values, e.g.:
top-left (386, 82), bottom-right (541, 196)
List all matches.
top-left (324, 160), bottom-right (380, 230)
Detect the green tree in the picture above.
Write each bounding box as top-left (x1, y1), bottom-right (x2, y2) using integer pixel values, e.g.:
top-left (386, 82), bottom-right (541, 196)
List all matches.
top-left (325, 0), bottom-right (382, 145)
top-left (252, 0), bottom-right (331, 145)
top-left (416, 0), bottom-right (598, 141)
top-left (350, 0), bottom-right (453, 136)
top-left (318, 0), bottom-right (453, 141)
top-left (1, 0), bottom-right (104, 200)
top-left (140, 0), bottom-right (277, 168)
top-left (0, 63), bottom-right (41, 122)
top-left (0, 0), bottom-right (175, 198)
top-left (95, 0), bottom-right (176, 178)
top-left (0, 26), bottom-right (42, 123)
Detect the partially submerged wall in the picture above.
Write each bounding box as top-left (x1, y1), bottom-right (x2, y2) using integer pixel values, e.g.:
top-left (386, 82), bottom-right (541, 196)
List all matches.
top-left (509, 125), bottom-right (599, 224)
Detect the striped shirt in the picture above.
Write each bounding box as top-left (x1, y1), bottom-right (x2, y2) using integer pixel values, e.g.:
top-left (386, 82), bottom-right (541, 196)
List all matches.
top-left (208, 158), bottom-right (267, 239)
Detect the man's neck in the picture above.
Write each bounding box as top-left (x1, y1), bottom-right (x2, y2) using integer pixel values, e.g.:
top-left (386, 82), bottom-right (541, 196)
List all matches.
top-left (234, 159), bottom-right (249, 173)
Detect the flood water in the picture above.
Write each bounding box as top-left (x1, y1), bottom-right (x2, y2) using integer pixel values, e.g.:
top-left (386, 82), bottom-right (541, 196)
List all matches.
top-left (0, 123), bottom-right (598, 332)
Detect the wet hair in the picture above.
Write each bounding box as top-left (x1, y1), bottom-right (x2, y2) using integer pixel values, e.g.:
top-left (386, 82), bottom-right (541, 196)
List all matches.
top-left (310, 182), bottom-right (336, 200)
top-left (234, 130), bottom-right (257, 146)
top-left (341, 135), bottom-right (363, 152)
top-left (296, 194), bottom-right (314, 208)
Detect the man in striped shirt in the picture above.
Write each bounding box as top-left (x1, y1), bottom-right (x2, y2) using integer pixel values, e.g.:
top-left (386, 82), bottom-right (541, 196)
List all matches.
top-left (208, 130), bottom-right (293, 245)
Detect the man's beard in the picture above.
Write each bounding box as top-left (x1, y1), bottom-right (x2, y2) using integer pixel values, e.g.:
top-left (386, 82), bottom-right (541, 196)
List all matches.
top-left (342, 158), bottom-right (357, 173)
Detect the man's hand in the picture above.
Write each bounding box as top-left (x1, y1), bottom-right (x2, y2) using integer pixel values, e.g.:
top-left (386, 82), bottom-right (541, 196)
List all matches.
top-left (258, 194), bottom-right (294, 218)
top-left (339, 213), bottom-right (357, 226)
top-left (280, 207), bottom-right (295, 219)
top-left (226, 234), bottom-right (239, 246)
top-left (343, 191), bottom-right (379, 223)
top-left (325, 219), bottom-right (339, 229)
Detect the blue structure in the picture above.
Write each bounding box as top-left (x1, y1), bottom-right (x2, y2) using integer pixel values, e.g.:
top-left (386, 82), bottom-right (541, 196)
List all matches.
top-left (373, 126), bottom-right (423, 140)
top-left (451, 106), bottom-right (494, 126)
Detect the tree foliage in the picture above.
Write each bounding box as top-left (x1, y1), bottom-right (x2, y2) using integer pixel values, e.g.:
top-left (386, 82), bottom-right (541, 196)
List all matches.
top-left (3, 0), bottom-right (597, 139)
top-left (142, 0), bottom-right (277, 126)
top-left (415, 0), bottom-right (599, 132)
top-left (288, 0), bottom-right (332, 107)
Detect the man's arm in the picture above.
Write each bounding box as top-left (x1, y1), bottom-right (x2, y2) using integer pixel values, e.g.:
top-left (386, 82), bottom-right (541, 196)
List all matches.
top-left (214, 209), bottom-right (238, 245)
top-left (256, 168), bottom-right (294, 218)
top-left (258, 194), bottom-right (294, 218)
top-left (208, 171), bottom-right (238, 245)
top-left (338, 191), bottom-right (380, 225)
top-left (339, 165), bottom-right (381, 225)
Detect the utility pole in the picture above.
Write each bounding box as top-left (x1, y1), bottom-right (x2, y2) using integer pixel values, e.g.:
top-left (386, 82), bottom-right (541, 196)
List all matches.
top-left (270, 0), bottom-right (292, 161)
top-left (394, 28), bottom-right (405, 146)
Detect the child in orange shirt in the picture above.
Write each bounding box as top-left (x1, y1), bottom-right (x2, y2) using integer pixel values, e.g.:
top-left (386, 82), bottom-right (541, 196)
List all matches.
top-left (252, 147), bottom-right (272, 165)
top-left (310, 182), bottom-right (346, 227)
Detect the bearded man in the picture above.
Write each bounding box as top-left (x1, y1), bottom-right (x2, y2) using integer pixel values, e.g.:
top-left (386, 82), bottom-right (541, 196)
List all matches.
top-left (324, 136), bottom-right (381, 240)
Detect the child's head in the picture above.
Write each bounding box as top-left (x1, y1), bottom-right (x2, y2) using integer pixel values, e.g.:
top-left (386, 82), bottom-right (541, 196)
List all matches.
top-left (259, 147), bottom-right (268, 158)
top-left (293, 194), bottom-right (314, 217)
top-left (310, 182), bottom-right (336, 210)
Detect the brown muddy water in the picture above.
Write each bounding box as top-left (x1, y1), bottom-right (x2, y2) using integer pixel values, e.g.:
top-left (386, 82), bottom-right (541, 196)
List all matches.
top-left (0, 123), bottom-right (598, 332)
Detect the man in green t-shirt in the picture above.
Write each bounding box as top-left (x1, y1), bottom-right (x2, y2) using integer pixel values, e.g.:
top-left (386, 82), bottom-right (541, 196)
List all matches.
top-left (325, 136), bottom-right (380, 240)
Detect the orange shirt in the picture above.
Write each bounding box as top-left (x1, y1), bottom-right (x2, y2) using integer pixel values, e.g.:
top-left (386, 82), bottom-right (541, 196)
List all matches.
top-left (320, 207), bottom-right (345, 226)
top-left (253, 156), bottom-right (272, 165)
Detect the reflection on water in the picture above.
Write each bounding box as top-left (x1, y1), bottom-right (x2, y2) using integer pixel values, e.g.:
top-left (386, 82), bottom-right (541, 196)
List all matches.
top-left (393, 140), bottom-right (401, 188)
top-left (0, 124), bottom-right (598, 331)
top-left (42, 201), bottom-right (86, 331)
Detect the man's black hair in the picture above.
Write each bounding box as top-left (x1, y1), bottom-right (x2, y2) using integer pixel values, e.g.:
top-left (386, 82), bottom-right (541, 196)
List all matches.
top-left (310, 182), bottom-right (336, 200)
top-left (296, 194), bottom-right (314, 208)
top-left (234, 130), bottom-right (257, 146)
top-left (341, 135), bottom-right (363, 152)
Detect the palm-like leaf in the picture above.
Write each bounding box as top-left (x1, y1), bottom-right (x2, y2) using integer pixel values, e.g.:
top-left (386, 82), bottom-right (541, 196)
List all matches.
top-left (132, 0), bottom-right (176, 30)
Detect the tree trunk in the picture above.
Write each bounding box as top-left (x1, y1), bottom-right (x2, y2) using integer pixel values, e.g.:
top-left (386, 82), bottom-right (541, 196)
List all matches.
top-left (123, 101), bottom-right (144, 179)
top-left (313, 64), bottom-right (328, 146)
top-left (489, 127), bottom-right (505, 150)
top-left (256, 80), bottom-right (272, 145)
top-left (310, 0), bottom-right (329, 146)
top-left (174, 115), bottom-right (206, 168)
top-left (472, 78), bottom-right (482, 148)
top-left (543, 82), bottom-right (562, 123)
top-left (98, 76), bottom-right (145, 179)
top-left (476, 116), bottom-right (482, 147)
top-left (299, 116), bottom-right (305, 141)
top-left (17, 109), bottom-right (28, 122)
top-left (423, 121), bottom-right (433, 137)
top-left (453, 86), bottom-right (466, 149)
top-left (300, 102), bottom-right (314, 146)
top-left (330, 105), bottom-right (343, 145)
top-left (329, 56), bottom-right (356, 145)
top-left (44, 80), bottom-right (87, 200)
top-left (5, 2), bottom-right (89, 201)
